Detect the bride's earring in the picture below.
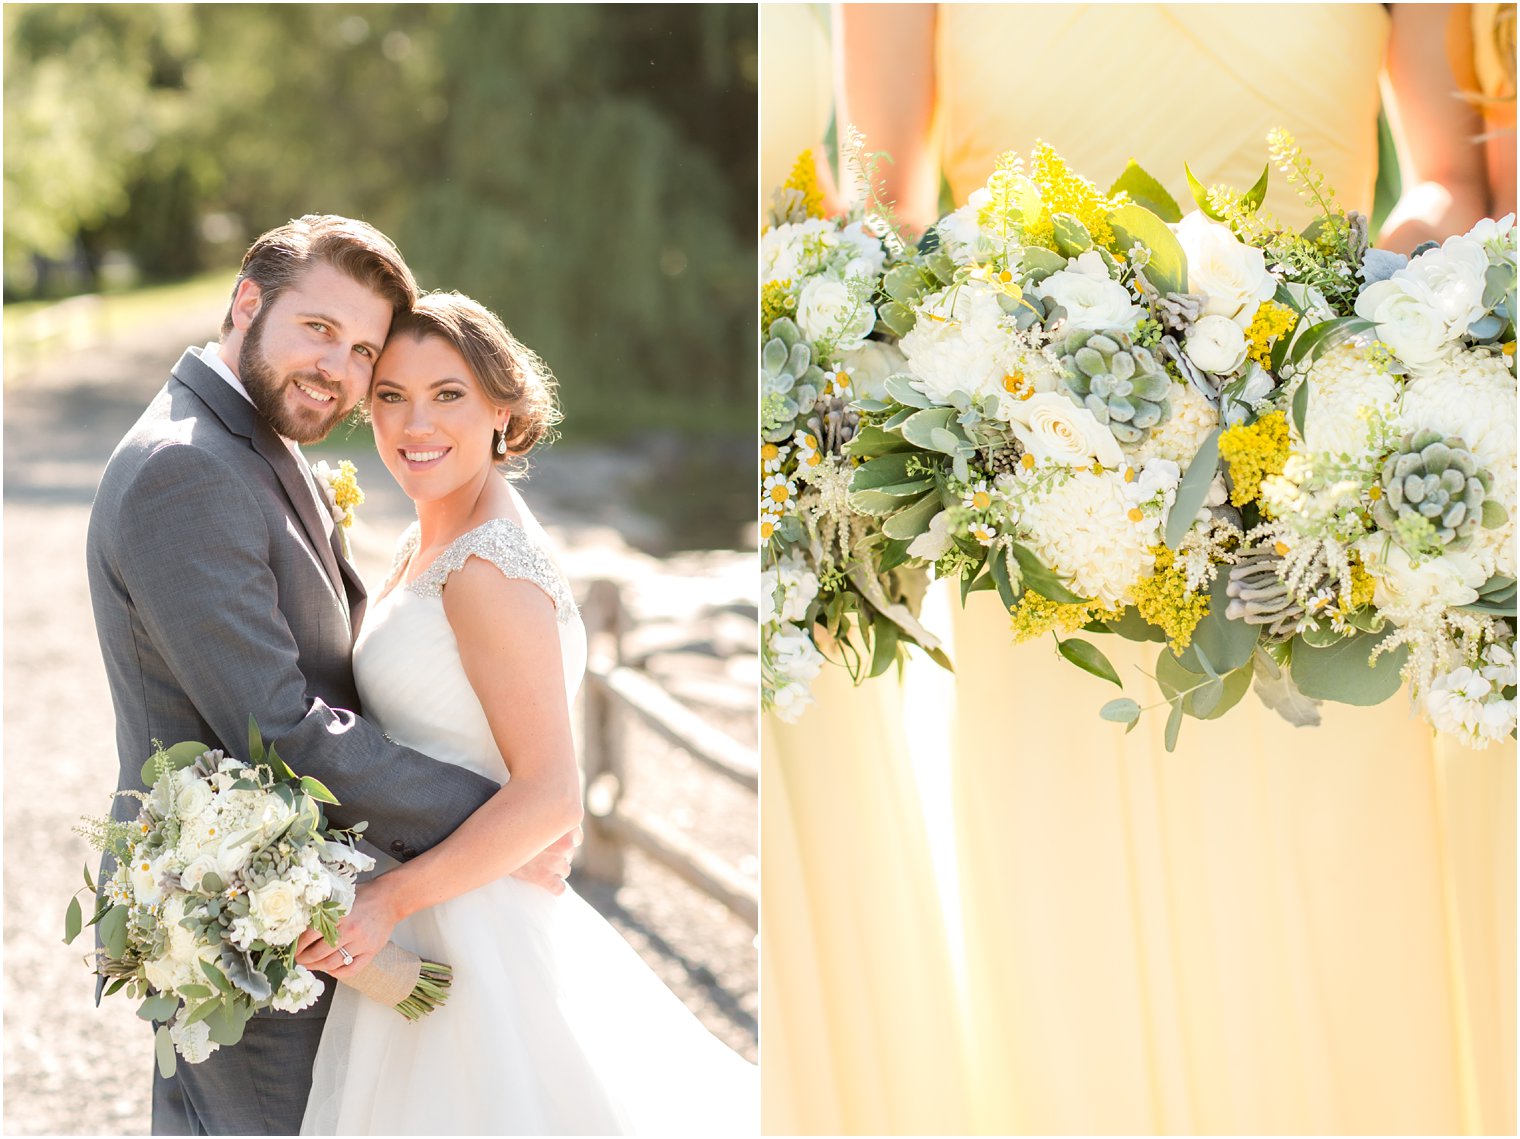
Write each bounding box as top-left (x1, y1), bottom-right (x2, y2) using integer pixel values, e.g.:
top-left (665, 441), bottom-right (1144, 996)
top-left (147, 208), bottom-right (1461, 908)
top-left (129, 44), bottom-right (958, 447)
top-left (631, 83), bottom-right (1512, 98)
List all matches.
top-left (495, 428), bottom-right (508, 457)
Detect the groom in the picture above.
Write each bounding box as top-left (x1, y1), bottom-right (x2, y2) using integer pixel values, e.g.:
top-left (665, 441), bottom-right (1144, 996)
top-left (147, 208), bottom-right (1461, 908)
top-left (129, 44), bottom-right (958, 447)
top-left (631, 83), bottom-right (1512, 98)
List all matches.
top-left (86, 215), bottom-right (573, 1135)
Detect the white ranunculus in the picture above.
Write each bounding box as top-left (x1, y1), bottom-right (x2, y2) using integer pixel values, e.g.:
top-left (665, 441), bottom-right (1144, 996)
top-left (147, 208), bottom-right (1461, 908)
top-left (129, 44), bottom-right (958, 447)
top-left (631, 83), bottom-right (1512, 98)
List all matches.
top-left (796, 277), bottom-right (876, 352)
top-left (835, 340), bottom-right (907, 402)
top-left (1006, 393), bottom-right (1123, 468)
top-left (901, 280), bottom-right (1022, 405)
top-left (1174, 211), bottom-right (1276, 326)
top-left (1354, 278), bottom-right (1457, 368)
top-left (1185, 314), bottom-right (1249, 374)
top-left (175, 777), bottom-right (213, 820)
top-left (1402, 234), bottom-right (1490, 331)
top-left (250, 880), bottom-right (305, 947)
top-left (1033, 250), bottom-right (1143, 333)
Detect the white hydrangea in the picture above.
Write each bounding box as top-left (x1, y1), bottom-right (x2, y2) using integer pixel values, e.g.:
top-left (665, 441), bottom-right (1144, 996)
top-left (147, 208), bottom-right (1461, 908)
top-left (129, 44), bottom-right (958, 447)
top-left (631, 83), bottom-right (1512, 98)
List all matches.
top-left (1398, 349), bottom-right (1517, 577)
top-left (1125, 380), bottom-right (1219, 466)
top-left (270, 964), bottom-right (325, 1014)
top-left (1299, 343), bottom-right (1400, 460)
top-left (169, 1017), bottom-right (220, 1064)
top-left (1013, 468), bottom-right (1160, 608)
top-left (901, 280), bottom-right (1024, 406)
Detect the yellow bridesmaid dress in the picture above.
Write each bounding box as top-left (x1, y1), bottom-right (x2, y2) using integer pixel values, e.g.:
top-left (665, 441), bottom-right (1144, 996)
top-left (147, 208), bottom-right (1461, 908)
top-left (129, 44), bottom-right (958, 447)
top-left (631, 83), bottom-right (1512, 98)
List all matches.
top-left (759, 6), bottom-right (972, 1133)
top-left (930, 5), bottom-right (1516, 1133)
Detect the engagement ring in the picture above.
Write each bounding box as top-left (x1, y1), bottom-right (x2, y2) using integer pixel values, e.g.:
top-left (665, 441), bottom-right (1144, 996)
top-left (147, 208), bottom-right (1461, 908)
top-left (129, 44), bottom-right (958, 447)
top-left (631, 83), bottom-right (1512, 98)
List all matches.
top-left (338, 947), bottom-right (354, 967)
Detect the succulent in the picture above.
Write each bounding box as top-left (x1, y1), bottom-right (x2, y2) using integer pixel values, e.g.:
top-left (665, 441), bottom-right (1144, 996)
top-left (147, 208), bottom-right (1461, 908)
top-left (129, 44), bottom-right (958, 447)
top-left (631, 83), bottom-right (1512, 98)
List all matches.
top-left (1056, 328), bottom-right (1173, 444)
top-left (984, 440), bottom-right (1027, 477)
top-left (1133, 271), bottom-right (1208, 337)
top-left (1225, 544), bottom-right (1321, 638)
top-left (1372, 430), bottom-right (1500, 555)
top-left (762, 317), bottom-right (827, 443)
top-left (806, 390), bottom-right (860, 457)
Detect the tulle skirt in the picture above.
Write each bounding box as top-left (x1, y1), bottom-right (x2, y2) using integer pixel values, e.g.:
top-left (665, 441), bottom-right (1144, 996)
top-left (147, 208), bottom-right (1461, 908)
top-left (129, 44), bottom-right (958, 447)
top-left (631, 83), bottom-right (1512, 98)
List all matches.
top-left (301, 874), bottom-right (756, 1135)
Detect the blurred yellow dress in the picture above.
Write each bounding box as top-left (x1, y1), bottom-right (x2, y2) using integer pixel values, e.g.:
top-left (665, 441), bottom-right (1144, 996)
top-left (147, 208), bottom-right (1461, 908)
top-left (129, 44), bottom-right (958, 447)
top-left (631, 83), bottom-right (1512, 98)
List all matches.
top-left (932, 5), bottom-right (1516, 1133)
top-left (759, 5), bottom-right (971, 1134)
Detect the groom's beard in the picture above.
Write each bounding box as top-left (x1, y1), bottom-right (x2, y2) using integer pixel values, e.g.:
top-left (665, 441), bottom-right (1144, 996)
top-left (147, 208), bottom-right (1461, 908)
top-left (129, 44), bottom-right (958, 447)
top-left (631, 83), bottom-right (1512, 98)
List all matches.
top-left (239, 311), bottom-right (351, 444)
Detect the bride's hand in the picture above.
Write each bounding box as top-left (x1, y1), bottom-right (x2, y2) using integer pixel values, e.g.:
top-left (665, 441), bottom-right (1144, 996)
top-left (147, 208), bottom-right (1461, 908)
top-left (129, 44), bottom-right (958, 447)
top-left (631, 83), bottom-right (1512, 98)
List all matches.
top-left (511, 826), bottom-right (581, 895)
top-left (294, 881), bottom-right (401, 978)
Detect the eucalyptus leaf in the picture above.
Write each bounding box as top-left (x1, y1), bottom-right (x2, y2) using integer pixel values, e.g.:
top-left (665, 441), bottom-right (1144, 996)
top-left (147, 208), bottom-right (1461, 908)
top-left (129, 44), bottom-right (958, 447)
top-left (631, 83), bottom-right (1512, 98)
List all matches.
top-left (204, 1004), bottom-right (248, 1048)
top-left (1164, 699), bottom-right (1185, 751)
top-left (155, 1025), bottom-right (177, 1079)
top-left (1287, 316), bottom-right (1375, 369)
top-left (1156, 648), bottom-right (1253, 720)
top-left (1101, 606), bottom-right (1168, 643)
top-left (1165, 428), bottom-right (1220, 548)
top-left (1101, 697), bottom-right (1142, 724)
top-left (83, 864), bottom-right (96, 893)
top-left (64, 897), bottom-right (82, 945)
top-left (1052, 212), bottom-right (1094, 257)
top-left (178, 984), bottom-right (213, 1000)
top-left (1177, 569), bottom-right (1260, 674)
top-left (987, 548), bottom-right (1018, 610)
top-left (1108, 203), bottom-right (1189, 295)
top-left (1108, 160), bottom-right (1182, 224)
top-left (1019, 246), bottom-right (1068, 281)
top-left (183, 999), bottom-right (220, 1026)
top-left (876, 301), bottom-right (917, 339)
top-left (1057, 638), bottom-right (1122, 687)
top-left (929, 427), bottom-right (965, 456)
top-left (1289, 629), bottom-right (1408, 705)
top-left (98, 904), bottom-right (129, 960)
top-left (847, 424), bottom-right (914, 461)
top-left (1250, 647), bottom-right (1323, 727)
top-left (1190, 676), bottom-right (1226, 718)
top-left (137, 993), bottom-right (180, 1023)
top-left (883, 264), bottom-right (931, 305)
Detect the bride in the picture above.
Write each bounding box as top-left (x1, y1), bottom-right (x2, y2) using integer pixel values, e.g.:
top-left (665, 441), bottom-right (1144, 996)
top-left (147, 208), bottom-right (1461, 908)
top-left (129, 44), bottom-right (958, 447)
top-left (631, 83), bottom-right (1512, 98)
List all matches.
top-left (293, 291), bottom-right (756, 1135)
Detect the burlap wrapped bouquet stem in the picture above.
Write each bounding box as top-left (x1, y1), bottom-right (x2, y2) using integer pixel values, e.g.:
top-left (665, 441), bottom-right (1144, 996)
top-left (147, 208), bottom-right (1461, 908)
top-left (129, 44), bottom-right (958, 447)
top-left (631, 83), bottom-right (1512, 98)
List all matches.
top-left (339, 940), bottom-right (453, 1019)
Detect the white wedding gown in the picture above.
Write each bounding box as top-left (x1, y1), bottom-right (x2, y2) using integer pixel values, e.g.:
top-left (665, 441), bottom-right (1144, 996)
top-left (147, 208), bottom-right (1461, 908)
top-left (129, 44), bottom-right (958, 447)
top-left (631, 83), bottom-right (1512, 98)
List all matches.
top-left (302, 515), bottom-right (756, 1135)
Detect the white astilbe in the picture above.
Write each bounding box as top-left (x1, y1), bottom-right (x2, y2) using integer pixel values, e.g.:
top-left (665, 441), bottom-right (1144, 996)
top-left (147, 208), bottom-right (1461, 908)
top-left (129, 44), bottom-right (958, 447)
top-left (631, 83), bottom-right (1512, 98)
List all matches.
top-left (1175, 514), bottom-right (1243, 592)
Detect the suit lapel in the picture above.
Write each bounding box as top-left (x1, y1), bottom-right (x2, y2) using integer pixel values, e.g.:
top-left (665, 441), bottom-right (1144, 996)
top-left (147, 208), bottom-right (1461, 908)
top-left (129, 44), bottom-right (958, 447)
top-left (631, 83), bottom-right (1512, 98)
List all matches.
top-left (171, 350), bottom-right (351, 616)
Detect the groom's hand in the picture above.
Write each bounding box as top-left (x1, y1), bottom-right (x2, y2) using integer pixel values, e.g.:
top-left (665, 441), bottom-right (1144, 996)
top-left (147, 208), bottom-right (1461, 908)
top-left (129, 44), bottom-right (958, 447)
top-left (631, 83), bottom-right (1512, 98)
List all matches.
top-left (512, 827), bottom-right (581, 895)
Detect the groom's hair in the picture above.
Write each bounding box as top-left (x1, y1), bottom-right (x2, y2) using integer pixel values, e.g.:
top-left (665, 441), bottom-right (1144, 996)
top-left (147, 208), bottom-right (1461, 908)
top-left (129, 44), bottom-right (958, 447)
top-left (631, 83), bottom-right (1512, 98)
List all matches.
top-left (220, 214), bottom-right (417, 336)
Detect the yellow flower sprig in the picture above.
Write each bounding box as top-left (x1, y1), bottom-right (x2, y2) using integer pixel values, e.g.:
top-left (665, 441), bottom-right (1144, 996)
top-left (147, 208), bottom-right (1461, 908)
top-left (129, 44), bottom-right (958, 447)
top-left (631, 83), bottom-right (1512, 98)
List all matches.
top-left (1218, 411), bottom-right (1291, 508)
top-left (1130, 547), bottom-right (1210, 653)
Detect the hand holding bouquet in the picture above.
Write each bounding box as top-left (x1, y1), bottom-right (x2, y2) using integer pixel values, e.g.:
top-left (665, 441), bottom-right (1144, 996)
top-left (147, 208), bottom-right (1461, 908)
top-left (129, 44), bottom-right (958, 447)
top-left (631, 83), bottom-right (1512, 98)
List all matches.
top-left (66, 719), bottom-right (451, 1075)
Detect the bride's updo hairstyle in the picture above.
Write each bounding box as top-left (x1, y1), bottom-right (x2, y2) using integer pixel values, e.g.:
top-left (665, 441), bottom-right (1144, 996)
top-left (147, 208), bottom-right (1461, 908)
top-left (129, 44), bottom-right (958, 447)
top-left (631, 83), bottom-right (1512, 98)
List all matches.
top-left (388, 291), bottom-right (562, 474)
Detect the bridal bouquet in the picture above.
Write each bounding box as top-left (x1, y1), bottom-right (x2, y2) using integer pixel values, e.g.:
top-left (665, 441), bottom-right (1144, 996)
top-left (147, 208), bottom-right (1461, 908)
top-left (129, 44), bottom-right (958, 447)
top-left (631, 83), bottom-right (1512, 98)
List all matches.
top-left (761, 143), bottom-right (947, 721)
top-left (66, 721), bottom-right (449, 1075)
top-left (838, 133), bottom-right (1516, 747)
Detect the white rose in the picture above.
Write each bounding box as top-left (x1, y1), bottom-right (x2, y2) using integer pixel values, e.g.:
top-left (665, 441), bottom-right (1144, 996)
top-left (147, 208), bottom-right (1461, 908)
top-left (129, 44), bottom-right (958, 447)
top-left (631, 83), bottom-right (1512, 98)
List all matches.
top-left (1033, 251), bottom-right (1143, 333)
top-left (1007, 393), bottom-right (1123, 468)
top-left (836, 340), bottom-right (908, 402)
top-left (250, 880), bottom-right (305, 947)
top-left (1174, 211), bottom-right (1277, 326)
top-left (179, 854), bottom-right (219, 894)
top-left (796, 276), bottom-right (876, 352)
top-left (1401, 235), bottom-right (1490, 335)
top-left (213, 835), bottom-right (255, 880)
top-left (175, 777), bottom-right (214, 820)
top-left (1184, 314), bottom-right (1249, 374)
top-left (1354, 536), bottom-right (1486, 623)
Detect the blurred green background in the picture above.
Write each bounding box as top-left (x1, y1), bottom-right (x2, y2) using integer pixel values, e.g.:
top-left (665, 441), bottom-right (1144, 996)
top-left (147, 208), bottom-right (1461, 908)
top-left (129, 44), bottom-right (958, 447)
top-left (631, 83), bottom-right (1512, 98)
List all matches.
top-left (4, 3), bottom-right (757, 450)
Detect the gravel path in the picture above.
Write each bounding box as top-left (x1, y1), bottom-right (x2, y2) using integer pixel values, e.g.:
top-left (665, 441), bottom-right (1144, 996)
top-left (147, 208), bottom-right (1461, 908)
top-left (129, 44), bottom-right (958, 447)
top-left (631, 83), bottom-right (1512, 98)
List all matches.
top-left (2, 305), bottom-right (757, 1134)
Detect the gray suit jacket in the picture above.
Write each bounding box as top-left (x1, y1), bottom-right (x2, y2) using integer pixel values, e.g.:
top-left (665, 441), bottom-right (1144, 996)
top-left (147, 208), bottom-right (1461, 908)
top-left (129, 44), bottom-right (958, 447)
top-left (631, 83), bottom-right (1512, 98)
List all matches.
top-left (87, 347), bottom-right (500, 1133)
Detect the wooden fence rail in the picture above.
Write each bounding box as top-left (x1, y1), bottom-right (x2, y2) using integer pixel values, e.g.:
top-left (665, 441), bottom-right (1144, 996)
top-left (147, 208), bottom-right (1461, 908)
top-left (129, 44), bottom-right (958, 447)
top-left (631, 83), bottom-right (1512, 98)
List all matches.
top-left (577, 578), bottom-right (758, 929)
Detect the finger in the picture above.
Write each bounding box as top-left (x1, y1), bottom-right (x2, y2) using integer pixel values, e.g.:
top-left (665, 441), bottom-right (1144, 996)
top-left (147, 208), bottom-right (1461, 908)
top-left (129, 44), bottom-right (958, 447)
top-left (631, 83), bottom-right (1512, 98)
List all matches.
top-left (295, 928), bottom-right (325, 954)
top-left (570, 825), bottom-right (584, 848)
